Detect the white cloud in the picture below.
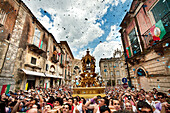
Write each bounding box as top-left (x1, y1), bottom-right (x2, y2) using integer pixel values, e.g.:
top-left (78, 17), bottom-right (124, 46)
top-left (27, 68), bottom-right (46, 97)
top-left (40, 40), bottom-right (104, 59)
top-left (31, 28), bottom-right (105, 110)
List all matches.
top-left (23, 0), bottom-right (114, 49)
top-left (92, 41), bottom-right (122, 72)
top-left (121, 0), bottom-right (127, 4)
top-left (106, 25), bottom-right (121, 41)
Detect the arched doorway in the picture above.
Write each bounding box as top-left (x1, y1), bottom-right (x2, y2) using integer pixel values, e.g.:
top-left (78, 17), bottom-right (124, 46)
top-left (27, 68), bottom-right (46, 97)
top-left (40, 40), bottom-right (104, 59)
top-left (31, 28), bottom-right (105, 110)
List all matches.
top-left (136, 67), bottom-right (149, 91)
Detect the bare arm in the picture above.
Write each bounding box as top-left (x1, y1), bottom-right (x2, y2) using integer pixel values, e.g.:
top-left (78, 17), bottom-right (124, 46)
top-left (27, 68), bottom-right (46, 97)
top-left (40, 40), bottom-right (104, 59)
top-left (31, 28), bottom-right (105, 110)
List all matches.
top-left (11, 100), bottom-right (20, 113)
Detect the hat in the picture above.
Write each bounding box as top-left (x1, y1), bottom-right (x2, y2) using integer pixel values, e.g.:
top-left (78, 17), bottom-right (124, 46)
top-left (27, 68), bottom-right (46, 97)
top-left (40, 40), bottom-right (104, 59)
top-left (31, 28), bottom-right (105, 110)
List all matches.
top-left (6, 94), bottom-right (10, 97)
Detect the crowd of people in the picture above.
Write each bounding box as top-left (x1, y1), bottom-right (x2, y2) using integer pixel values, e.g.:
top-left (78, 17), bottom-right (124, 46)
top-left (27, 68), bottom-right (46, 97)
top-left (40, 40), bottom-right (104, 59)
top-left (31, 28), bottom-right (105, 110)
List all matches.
top-left (0, 85), bottom-right (170, 113)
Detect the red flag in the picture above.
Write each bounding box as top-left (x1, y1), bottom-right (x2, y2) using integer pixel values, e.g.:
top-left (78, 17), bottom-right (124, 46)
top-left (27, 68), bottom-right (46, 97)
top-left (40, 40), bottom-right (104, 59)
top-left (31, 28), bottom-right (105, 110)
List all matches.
top-left (44, 83), bottom-right (47, 89)
top-left (150, 25), bottom-right (160, 41)
top-left (38, 39), bottom-right (41, 48)
top-left (1, 85), bottom-right (7, 95)
top-left (150, 20), bottom-right (166, 41)
top-left (58, 53), bottom-right (61, 56)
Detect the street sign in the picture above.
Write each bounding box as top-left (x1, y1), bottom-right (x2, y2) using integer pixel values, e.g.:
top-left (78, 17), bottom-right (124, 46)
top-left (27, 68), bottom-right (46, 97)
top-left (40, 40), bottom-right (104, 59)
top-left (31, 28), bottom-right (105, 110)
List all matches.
top-left (122, 78), bottom-right (127, 83)
top-left (123, 83), bottom-right (128, 89)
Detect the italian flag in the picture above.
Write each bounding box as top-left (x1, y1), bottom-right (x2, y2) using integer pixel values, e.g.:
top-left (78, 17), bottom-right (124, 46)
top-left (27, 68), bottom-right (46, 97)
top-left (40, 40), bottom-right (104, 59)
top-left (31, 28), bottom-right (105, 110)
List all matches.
top-left (150, 20), bottom-right (166, 41)
top-left (126, 46), bottom-right (131, 58)
top-left (39, 40), bottom-right (43, 49)
top-left (0, 84), bottom-right (11, 95)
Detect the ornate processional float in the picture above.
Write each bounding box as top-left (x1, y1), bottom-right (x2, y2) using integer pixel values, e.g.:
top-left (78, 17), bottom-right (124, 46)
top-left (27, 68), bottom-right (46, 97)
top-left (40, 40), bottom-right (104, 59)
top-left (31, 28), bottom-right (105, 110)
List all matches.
top-left (72, 49), bottom-right (105, 98)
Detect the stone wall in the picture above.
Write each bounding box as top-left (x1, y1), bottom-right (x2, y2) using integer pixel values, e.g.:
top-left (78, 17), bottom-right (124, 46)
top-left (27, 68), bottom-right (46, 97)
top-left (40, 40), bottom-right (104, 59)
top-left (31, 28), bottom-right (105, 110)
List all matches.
top-left (0, 5), bottom-right (26, 89)
top-left (130, 49), bottom-right (170, 92)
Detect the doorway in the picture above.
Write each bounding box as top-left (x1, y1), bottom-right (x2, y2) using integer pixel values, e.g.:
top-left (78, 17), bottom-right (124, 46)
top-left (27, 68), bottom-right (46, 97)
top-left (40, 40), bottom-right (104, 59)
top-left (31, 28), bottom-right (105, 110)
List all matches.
top-left (27, 80), bottom-right (35, 90)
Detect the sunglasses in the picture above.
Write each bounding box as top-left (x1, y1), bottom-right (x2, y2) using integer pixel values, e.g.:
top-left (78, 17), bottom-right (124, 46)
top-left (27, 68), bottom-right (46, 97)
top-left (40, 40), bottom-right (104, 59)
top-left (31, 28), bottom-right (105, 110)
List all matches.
top-left (114, 103), bottom-right (120, 105)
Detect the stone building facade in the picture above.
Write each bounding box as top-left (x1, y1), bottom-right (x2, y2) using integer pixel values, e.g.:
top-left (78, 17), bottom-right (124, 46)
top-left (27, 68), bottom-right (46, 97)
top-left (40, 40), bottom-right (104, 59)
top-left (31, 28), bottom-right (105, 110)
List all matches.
top-left (99, 49), bottom-right (127, 86)
top-left (119, 0), bottom-right (170, 92)
top-left (59, 41), bottom-right (74, 85)
top-left (0, 0), bottom-right (74, 91)
top-left (71, 59), bottom-right (82, 86)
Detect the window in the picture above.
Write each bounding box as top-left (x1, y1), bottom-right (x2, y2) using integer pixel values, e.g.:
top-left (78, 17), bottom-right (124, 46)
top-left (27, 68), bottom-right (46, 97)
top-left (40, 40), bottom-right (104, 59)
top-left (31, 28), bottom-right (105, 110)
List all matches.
top-left (105, 72), bottom-right (108, 76)
top-left (116, 71), bottom-right (120, 76)
top-left (46, 64), bottom-right (49, 71)
top-left (109, 63), bottom-right (112, 67)
top-left (151, 0), bottom-right (169, 23)
top-left (33, 27), bottom-right (41, 47)
top-left (121, 62), bottom-right (124, 67)
top-left (61, 54), bottom-right (63, 64)
top-left (0, 9), bottom-right (7, 25)
top-left (65, 69), bottom-right (67, 79)
top-left (53, 45), bottom-right (56, 51)
top-left (31, 57), bottom-right (36, 65)
top-left (66, 53), bottom-right (67, 61)
top-left (115, 62), bottom-right (119, 67)
top-left (104, 63), bottom-right (107, 67)
top-left (110, 71), bottom-right (113, 76)
top-left (129, 28), bottom-right (141, 55)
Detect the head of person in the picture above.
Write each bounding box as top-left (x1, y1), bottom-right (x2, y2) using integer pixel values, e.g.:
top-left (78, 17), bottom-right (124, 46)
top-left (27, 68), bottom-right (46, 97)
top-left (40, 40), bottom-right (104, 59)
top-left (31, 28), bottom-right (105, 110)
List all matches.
top-left (68, 98), bottom-right (73, 106)
top-left (100, 105), bottom-right (111, 113)
top-left (125, 102), bottom-right (132, 111)
top-left (63, 97), bottom-right (68, 104)
top-left (153, 88), bottom-right (157, 93)
top-left (145, 94), bottom-right (151, 101)
top-left (73, 97), bottom-right (78, 105)
top-left (62, 103), bottom-right (71, 113)
top-left (140, 89), bottom-right (145, 94)
top-left (137, 101), bottom-right (153, 113)
top-left (96, 95), bottom-right (102, 104)
top-left (99, 97), bottom-right (109, 107)
top-left (80, 97), bottom-right (86, 105)
top-left (138, 94), bottom-right (145, 101)
top-left (157, 92), bottom-right (165, 103)
top-left (53, 97), bottom-right (63, 106)
top-left (113, 99), bottom-right (121, 111)
top-left (44, 104), bottom-right (52, 112)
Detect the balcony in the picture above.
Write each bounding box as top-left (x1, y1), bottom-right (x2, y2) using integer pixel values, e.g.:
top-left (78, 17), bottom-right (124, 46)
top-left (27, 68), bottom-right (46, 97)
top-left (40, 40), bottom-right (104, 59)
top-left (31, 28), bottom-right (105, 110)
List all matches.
top-left (24, 63), bottom-right (42, 70)
top-left (28, 44), bottom-right (46, 54)
top-left (142, 12), bottom-right (170, 49)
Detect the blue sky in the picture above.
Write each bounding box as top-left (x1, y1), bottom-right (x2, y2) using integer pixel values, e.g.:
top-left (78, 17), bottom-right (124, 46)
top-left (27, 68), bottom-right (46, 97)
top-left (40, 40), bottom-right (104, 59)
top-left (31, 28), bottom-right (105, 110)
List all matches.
top-left (23, 0), bottom-right (133, 72)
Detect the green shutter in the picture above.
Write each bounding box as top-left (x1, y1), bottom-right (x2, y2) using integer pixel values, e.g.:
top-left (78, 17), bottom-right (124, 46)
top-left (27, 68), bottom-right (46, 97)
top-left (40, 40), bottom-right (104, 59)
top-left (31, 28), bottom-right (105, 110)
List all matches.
top-left (128, 47), bottom-right (131, 57)
top-left (61, 54), bottom-right (62, 64)
top-left (65, 70), bottom-right (67, 79)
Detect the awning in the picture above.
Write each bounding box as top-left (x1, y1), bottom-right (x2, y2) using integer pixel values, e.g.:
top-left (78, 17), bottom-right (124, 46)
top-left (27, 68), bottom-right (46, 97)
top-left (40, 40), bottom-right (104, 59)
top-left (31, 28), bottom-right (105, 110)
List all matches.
top-left (22, 69), bottom-right (45, 77)
top-left (45, 74), bottom-right (63, 79)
